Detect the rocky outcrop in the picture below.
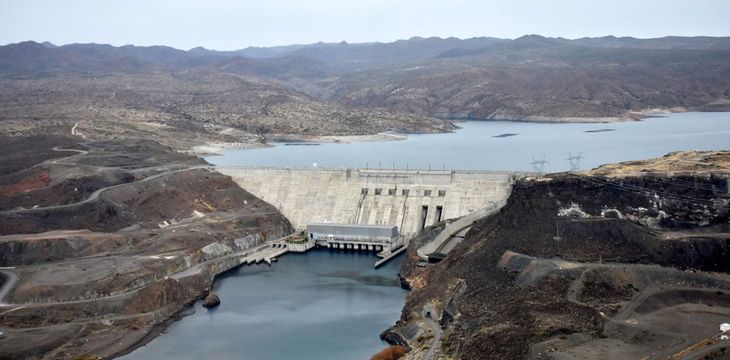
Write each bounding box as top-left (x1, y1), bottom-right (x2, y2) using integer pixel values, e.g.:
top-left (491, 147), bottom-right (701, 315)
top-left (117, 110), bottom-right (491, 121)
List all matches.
top-left (394, 158), bottom-right (730, 359)
top-left (202, 292), bottom-right (220, 309)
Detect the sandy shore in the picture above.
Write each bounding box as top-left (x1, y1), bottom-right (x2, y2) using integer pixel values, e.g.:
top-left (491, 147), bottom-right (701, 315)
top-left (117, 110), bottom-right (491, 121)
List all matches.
top-left (188, 141), bottom-right (271, 156)
top-left (190, 132), bottom-right (410, 156)
top-left (266, 132), bottom-right (409, 144)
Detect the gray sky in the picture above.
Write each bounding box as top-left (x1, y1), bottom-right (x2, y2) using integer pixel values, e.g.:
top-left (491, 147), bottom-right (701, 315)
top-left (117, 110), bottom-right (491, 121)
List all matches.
top-left (1, 0), bottom-right (729, 50)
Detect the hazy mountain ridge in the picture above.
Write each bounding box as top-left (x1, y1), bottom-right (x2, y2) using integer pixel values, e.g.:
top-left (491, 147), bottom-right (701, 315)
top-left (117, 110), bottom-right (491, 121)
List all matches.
top-left (5, 35), bottom-right (730, 75)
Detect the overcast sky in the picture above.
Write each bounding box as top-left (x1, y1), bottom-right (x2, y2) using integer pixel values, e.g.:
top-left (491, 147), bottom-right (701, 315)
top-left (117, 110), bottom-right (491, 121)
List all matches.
top-left (1, 0), bottom-right (729, 50)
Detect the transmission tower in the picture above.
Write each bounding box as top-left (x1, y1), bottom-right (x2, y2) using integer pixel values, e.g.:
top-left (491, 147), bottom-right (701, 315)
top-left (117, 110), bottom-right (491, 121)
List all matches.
top-left (530, 156), bottom-right (549, 176)
top-left (567, 153), bottom-right (584, 172)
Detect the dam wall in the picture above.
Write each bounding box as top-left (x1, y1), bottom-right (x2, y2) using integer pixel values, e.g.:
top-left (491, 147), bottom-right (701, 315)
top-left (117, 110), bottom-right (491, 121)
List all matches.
top-left (217, 167), bottom-right (515, 238)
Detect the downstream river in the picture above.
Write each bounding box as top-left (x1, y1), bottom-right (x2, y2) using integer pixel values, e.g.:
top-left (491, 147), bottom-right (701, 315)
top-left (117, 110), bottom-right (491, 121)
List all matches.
top-left (206, 112), bottom-right (730, 172)
top-left (125, 250), bottom-right (407, 360)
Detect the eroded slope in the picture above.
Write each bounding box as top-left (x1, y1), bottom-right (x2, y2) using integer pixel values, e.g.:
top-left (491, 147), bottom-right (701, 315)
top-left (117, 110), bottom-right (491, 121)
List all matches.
top-left (0, 135), bottom-right (293, 359)
top-left (392, 152), bottom-right (730, 360)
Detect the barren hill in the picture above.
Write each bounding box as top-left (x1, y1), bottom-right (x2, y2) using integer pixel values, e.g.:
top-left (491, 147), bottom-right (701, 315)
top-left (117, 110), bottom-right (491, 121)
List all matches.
top-left (0, 64), bottom-right (452, 152)
top-left (391, 152), bottom-right (730, 359)
top-left (321, 36), bottom-right (730, 120)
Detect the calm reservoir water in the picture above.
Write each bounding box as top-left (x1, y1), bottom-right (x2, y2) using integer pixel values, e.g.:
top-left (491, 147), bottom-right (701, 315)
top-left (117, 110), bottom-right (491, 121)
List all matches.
top-left (125, 250), bottom-right (407, 360)
top-left (206, 112), bottom-right (730, 172)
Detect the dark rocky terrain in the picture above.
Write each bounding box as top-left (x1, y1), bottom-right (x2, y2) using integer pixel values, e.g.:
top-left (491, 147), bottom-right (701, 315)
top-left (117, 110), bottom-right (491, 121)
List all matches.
top-left (1, 36), bottom-right (729, 152)
top-left (0, 135), bottom-right (293, 359)
top-left (389, 152), bottom-right (730, 359)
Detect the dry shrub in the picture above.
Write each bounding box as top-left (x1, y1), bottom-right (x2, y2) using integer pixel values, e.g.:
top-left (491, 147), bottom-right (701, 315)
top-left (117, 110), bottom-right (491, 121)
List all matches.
top-left (371, 345), bottom-right (407, 360)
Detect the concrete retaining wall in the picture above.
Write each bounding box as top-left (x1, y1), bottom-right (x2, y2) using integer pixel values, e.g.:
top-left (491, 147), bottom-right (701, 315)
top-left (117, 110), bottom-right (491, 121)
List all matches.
top-left (217, 167), bottom-right (514, 238)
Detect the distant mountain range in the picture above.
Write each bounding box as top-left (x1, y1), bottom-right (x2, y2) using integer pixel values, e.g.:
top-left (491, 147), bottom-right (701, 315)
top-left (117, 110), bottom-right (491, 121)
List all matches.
top-left (4, 35), bottom-right (730, 73)
top-left (1, 35), bottom-right (729, 149)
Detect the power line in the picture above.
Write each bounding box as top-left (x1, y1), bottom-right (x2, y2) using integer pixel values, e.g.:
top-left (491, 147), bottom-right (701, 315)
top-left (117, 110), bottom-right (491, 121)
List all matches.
top-left (531, 156), bottom-right (549, 176)
top-left (567, 153), bottom-right (584, 172)
top-left (640, 174), bottom-right (724, 192)
top-left (582, 176), bottom-right (717, 206)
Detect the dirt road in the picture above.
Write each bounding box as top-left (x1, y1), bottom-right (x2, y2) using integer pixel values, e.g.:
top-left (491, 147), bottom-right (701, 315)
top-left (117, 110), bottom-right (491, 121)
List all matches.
top-left (0, 166), bottom-right (209, 215)
top-left (0, 269), bottom-right (17, 306)
top-left (422, 304), bottom-right (441, 360)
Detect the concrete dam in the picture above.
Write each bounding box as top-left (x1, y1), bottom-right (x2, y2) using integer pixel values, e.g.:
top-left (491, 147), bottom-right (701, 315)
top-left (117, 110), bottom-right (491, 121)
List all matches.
top-left (217, 167), bottom-right (515, 239)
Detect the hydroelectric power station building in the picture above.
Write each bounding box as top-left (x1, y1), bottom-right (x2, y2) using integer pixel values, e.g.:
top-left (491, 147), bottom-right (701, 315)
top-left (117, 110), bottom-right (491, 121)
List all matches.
top-left (307, 223), bottom-right (403, 252)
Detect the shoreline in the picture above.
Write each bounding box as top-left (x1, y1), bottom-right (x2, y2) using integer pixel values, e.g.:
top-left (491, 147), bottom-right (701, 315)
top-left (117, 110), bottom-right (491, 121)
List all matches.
top-left (189, 108), bottom-right (724, 157)
top-left (105, 305), bottom-right (199, 359)
top-left (266, 132), bottom-right (409, 144)
top-left (192, 132), bottom-right (411, 156)
top-left (106, 241), bottom-right (291, 359)
top-left (187, 141), bottom-right (271, 156)
top-left (116, 246), bottom-right (407, 359)
top-left (435, 107), bottom-right (691, 124)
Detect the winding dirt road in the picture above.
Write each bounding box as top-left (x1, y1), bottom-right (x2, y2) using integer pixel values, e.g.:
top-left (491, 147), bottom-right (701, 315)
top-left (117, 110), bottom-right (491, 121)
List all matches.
top-left (0, 236), bottom-right (291, 308)
top-left (0, 166), bottom-right (209, 215)
top-left (0, 269), bottom-right (17, 306)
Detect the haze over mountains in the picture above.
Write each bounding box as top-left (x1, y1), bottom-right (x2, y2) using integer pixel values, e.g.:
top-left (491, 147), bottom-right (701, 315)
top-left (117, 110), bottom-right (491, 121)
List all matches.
top-left (1, 35), bottom-right (729, 150)
top-left (5, 35), bottom-right (730, 73)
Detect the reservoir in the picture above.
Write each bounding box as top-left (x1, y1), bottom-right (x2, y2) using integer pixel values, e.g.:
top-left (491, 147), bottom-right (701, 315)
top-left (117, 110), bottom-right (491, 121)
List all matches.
top-left (206, 112), bottom-right (730, 172)
top-left (124, 249), bottom-right (407, 360)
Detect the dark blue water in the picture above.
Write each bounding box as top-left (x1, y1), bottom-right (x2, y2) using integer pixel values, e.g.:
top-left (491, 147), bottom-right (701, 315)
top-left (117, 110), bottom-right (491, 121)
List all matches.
top-left (124, 249), bottom-right (407, 360)
top-left (206, 112), bottom-right (730, 172)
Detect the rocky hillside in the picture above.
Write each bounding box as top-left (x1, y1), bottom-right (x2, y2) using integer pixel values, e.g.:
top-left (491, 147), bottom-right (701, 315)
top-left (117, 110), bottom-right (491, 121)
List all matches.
top-left (323, 36), bottom-right (730, 120)
top-left (0, 135), bottom-right (294, 359)
top-left (391, 152), bottom-right (730, 359)
top-left (0, 68), bottom-right (452, 152)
